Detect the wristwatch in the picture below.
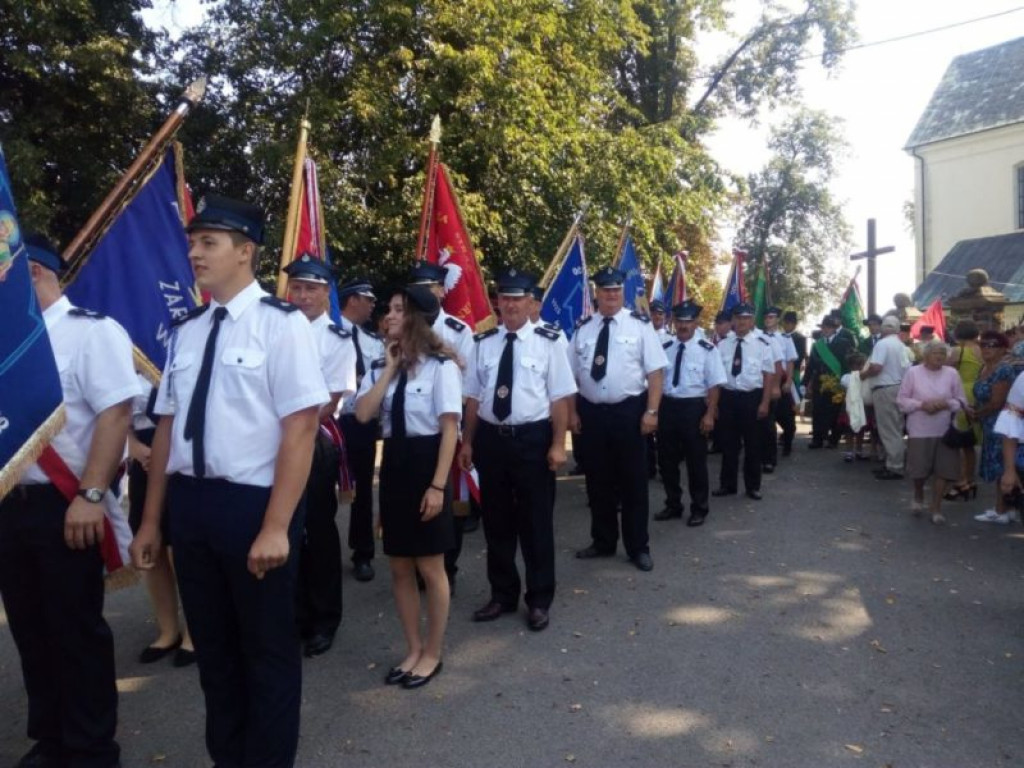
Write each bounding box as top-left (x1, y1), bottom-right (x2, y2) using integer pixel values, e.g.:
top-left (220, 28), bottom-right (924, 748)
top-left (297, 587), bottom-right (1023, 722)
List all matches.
top-left (77, 487), bottom-right (104, 503)
top-left (645, 409), bottom-right (658, 416)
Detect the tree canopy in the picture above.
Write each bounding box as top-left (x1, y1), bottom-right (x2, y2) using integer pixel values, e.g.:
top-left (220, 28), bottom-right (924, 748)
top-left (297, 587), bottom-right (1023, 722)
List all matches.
top-left (2, 0), bottom-right (857, 304)
top-left (734, 107), bottom-right (851, 315)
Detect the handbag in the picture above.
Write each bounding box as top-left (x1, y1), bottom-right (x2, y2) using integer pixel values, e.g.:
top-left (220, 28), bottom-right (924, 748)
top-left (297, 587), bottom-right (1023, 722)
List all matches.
top-left (941, 398), bottom-right (975, 449)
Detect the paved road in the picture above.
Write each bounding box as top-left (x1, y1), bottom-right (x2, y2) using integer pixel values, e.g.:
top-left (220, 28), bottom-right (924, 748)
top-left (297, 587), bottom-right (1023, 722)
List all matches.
top-left (2, 424), bottom-right (1022, 767)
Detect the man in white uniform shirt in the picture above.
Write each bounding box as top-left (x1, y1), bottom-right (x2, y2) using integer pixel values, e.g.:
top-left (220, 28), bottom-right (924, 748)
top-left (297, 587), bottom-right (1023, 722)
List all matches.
top-left (861, 315), bottom-right (911, 479)
top-left (334, 277), bottom-right (383, 582)
top-left (655, 300), bottom-right (727, 527)
top-left (460, 270), bottom-right (577, 631)
top-left (759, 306), bottom-right (796, 473)
top-left (284, 255), bottom-right (358, 658)
top-left (0, 235), bottom-right (138, 768)
top-left (715, 303), bottom-right (776, 500)
top-left (568, 265), bottom-right (668, 571)
top-left (131, 195), bottom-right (328, 768)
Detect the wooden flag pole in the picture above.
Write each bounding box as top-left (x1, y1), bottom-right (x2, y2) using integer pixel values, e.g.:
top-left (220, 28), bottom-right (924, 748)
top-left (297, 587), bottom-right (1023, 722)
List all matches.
top-left (61, 77), bottom-right (207, 286)
top-left (612, 216), bottom-right (632, 268)
top-left (540, 202), bottom-right (590, 288)
top-left (415, 116), bottom-right (442, 263)
top-left (276, 112), bottom-right (311, 298)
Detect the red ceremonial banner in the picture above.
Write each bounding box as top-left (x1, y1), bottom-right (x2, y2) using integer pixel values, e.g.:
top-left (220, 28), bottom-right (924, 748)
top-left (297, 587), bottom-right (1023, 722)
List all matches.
top-left (424, 165), bottom-right (494, 331)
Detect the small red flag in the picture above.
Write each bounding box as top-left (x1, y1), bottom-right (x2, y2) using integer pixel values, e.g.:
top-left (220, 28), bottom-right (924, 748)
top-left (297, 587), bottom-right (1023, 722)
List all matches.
top-left (910, 298), bottom-right (946, 341)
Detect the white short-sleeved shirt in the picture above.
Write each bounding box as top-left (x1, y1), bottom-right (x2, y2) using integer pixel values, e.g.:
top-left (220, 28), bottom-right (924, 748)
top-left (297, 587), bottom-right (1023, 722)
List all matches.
top-left (662, 336), bottom-right (728, 399)
top-left (309, 312), bottom-right (357, 398)
top-left (355, 354), bottom-right (462, 438)
top-left (22, 297), bottom-right (141, 484)
top-left (868, 333), bottom-right (911, 388)
top-left (718, 331), bottom-right (775, 392)
top-left (655, 326), bottom-right (673, 345)
top-left (433, 309), bottom-right (474, 385)
top-left (155, 280), bottom-right (329, 486)
top-left (994, 370), bottom-right (1024, 441)
top-left (754, 328), bottom-right (785, 366)
top-left (764, 329), bottom-right (798, 363)
top-left (334, 316), bottom-right (385, 416)
top-left (131, 372), bottom-right (158, 432)
top-left (570, 309), bottom-right (669, 403)
top-left (465, 320), bottom-right (578, 425)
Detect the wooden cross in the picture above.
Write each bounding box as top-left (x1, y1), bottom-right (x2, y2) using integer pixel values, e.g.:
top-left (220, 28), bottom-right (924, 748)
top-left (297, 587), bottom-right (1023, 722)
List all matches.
top-left (849, 219), bottom-right (895, 316)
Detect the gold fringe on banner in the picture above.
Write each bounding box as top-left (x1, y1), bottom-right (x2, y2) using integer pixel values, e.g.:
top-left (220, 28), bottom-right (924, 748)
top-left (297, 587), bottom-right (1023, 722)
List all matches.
top-left (106, 566), bottom-right (140, 593)
top-left (0, 405), bottom-right (66, 502)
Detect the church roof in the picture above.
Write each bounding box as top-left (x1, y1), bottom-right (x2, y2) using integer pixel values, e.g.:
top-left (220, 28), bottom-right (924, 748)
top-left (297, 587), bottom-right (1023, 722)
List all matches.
top-left (912, 232), bottom-right (1024, 308)
top-left (905, 36), bottom-right (1024, 149)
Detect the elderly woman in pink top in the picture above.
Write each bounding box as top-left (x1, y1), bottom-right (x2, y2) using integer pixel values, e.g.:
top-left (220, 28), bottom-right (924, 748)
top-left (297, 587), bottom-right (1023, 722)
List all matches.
top-left (898, 340), bottom-right (967, 524)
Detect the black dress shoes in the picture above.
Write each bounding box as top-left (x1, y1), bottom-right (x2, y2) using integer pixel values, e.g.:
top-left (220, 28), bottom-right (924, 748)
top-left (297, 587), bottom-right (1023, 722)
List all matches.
top-left (711, 488), bottom-right (736, 497)
top-left (808, 442), bottom-right (823, 450)
top-left (15, 743), bottom-right (64, 768)
top-left (402, 660), bottom-right (443, 689)
top-left (762, 464), bottom-right (775, 474)
top-left (631, 552), bottom-right (654, 572)
top-left (575, 544), bottom-right (615, 559)
top-left (527, 607), bottom-right (549, 631)
top-left (472, 600), bottom-right (517, 622)
top-left (686, 513), bottom-right (707, 527)
top-left (746, 490), bottom-right (763, 500)
top-left (173, 647), bottom-right (197, 667)
top-left (385, 666), bottom-right (409, 685)
top-left (654, 508), bottom-right (683, 521)
top-left (303, 633), bottom-right (334, 658)
top-left (138, 634), bottom-right (182, 664)
top-left (353, 561), bottom-right (375, 582)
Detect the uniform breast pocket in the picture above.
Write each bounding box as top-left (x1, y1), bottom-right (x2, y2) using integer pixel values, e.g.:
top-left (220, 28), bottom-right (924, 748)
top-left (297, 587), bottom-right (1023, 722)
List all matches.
top-left (168, 353), bottom-right (198, 405)
top-left (578, 339), bottom-right (596, 364)
top-left (220, 347), bottom-right (266, 400)
top-left (406, 379), bottom-right (434, 414)
top-left (519, 355), bottom-right (549, 379)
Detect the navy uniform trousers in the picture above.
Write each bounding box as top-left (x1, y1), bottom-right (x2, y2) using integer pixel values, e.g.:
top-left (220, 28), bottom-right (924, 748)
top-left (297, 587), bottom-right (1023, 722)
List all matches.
top-left (474, 420), bottom-right (556, 610)
top-left (760, 398), bottom-right (779, 467)
top-left (657, 396), bottom-right (710, 516)
top-left (775, 391), bottom-right (797, 454)
top-left (297, 431), bottom-right (342, 639)
top-left (168, 474), bottom-right (304, 768)
top-left (0, 485), bottom-right (120, 768)
top-left (337, 414), bottom-right (376, 564)
top-left (578, 394), bottom-right (650, 557)
top-left (718, 388), bottom-right (765, 493)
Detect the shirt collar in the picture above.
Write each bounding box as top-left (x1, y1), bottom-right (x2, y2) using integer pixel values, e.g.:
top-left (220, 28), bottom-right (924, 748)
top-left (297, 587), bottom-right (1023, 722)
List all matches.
top-left (310, 311), bottom-right (331, 329)
top-left (501, 319), bottom-right (533, 337)
top-left (44, 295), bottom-right (73, 330)
top-left (212, 279), bottom-right (263, 321)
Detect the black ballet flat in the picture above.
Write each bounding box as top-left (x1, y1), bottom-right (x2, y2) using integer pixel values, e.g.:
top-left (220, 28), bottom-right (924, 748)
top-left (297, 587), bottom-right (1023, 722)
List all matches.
top-left (402, 661), bottom-right (443, 689)
top-left (384, 666), bottom-right (410, 685)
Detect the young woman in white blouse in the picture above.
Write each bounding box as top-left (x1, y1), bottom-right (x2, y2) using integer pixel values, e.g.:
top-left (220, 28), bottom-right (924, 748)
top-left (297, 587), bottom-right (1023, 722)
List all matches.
top-left (355, 285), bottom-right (461, 689)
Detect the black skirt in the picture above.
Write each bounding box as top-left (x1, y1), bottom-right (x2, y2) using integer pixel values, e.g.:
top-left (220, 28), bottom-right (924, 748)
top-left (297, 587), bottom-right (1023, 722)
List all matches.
top-left (378, 433), bottom-right (455, 557)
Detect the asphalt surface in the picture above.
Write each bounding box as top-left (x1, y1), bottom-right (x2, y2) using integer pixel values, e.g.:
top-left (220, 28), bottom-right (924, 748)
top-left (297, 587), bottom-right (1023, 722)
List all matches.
top-left (1, 422), bottom-right (1022, 767)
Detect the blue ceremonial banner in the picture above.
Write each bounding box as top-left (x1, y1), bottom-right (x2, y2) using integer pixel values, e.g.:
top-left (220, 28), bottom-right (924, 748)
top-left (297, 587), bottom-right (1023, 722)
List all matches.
top-left (65, 148), bottom-right (196, 378)
top-left (721, 249), bottom-right (747, 314)
top-left (617, 236), bottom-right (646, 310)
top-left (324, 245), bottom-right (342, 325)
top-left (541, 234), bottom-right (590, 340)
top-left (0, 146), bottom-right (64, 495)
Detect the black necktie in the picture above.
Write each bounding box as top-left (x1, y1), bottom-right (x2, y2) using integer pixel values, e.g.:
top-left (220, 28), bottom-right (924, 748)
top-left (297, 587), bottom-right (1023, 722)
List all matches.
top-left (391, 369), bottom-right (408, 438)
top-left (145, 386), bottom-right (159, 424)
top-left (672, 343), bottom-right (685, 387)
top-left (493, 332), bottom-right (517, 421)
top-left (731, 337), bottom-right (743, 377)
top-left (184, 306), bottom-right (228, 478)
top-left (352, 325), bottom-right (365, 379)
top-left (591, 317), bottom-right (612, 381)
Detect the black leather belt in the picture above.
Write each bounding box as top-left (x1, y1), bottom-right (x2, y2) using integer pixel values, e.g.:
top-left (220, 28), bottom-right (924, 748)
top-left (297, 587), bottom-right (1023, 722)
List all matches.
top-left (481, 419), bottom-right (549, 438)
